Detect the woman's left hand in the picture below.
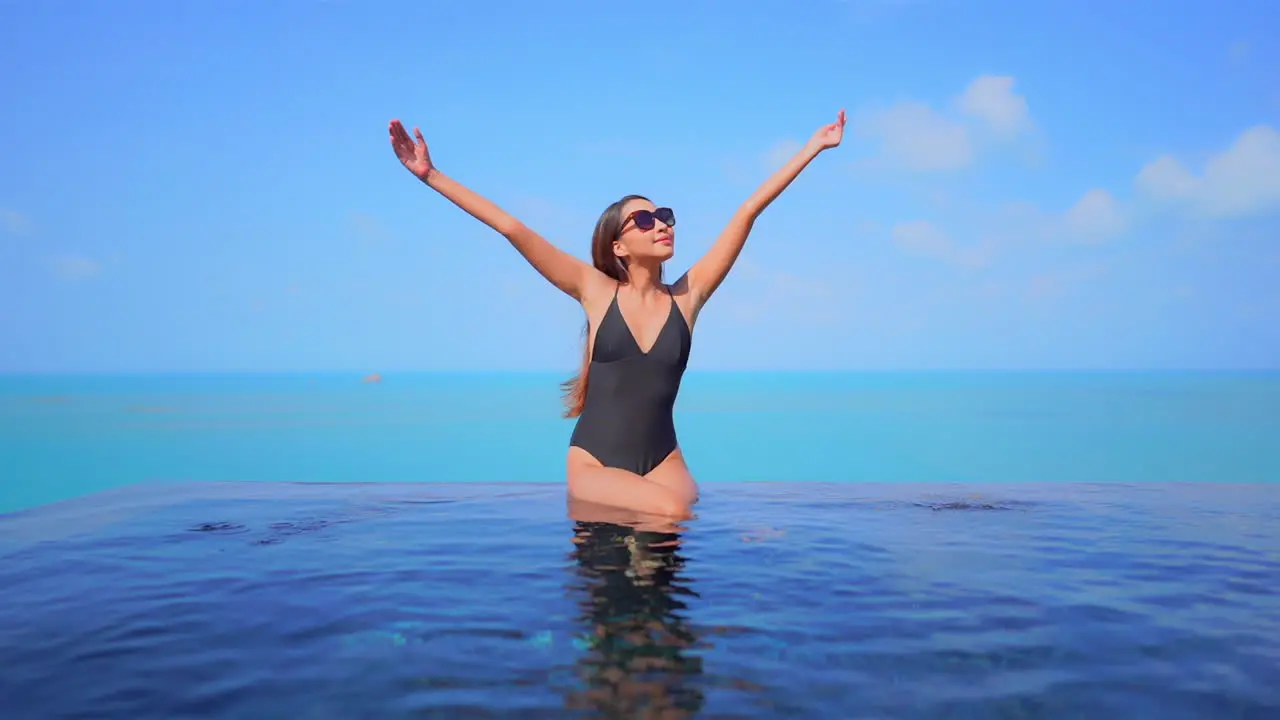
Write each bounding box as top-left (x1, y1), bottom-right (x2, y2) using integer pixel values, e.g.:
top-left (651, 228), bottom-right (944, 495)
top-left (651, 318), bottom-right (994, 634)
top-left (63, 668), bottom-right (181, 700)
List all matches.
top-left (807, 109), bottom-right (846, 152)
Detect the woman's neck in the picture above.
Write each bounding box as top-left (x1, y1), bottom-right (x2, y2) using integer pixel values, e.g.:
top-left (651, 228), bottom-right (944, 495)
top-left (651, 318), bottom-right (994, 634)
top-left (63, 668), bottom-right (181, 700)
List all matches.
top-left (624, 262), bottom-right (664, 294)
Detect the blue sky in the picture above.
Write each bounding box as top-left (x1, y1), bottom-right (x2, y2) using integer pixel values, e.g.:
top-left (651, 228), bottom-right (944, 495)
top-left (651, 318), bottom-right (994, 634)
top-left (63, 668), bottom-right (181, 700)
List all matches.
top-left (1, 0), bottom-right (1277, 373)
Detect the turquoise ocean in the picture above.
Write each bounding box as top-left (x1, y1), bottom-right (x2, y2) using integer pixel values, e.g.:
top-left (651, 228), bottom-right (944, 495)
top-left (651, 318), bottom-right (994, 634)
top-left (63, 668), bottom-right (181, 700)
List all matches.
top-left (2, 370), bottom-right (1277, 514)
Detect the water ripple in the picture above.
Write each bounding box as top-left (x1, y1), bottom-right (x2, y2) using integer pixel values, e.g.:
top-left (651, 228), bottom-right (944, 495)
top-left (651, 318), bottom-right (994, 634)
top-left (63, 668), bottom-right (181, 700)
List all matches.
top-left (0, 481), bottom-right (1277, 718)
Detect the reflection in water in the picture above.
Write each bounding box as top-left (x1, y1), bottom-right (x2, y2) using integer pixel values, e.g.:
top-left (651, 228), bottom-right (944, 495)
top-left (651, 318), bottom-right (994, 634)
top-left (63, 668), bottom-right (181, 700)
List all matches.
top-left (564, 519), bottom-right (705, 718)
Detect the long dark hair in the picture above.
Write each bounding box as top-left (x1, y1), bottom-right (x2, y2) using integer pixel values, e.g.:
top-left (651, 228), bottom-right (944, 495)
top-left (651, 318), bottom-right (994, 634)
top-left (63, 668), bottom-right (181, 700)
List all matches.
top-left (560, 194), bottom-right (662, 418)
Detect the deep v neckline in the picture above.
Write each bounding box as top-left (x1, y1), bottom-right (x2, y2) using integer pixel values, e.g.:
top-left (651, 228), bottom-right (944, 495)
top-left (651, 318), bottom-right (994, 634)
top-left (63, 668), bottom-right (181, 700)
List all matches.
top-left (612, 287), bottom-right (676, 356)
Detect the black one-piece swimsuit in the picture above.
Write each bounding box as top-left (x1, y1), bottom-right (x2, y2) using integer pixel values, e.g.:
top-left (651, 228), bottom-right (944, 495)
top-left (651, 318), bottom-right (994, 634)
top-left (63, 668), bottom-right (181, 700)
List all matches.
top-left (568, 284), bottom-right (692, 476)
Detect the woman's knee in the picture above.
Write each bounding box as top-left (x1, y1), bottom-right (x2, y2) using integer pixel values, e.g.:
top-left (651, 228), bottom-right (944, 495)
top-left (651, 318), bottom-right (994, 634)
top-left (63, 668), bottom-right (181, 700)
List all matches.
top-left (651, 491), bottom-right (693, 520)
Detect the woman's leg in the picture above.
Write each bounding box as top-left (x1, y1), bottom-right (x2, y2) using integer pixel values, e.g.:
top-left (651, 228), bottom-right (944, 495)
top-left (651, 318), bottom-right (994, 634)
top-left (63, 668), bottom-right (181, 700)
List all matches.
top-left (566, 447), bottom-right (694, 520)
top-left (642, 449), bottom-right (699, 507)
top-left (567, 495), bottom-right (687, 534)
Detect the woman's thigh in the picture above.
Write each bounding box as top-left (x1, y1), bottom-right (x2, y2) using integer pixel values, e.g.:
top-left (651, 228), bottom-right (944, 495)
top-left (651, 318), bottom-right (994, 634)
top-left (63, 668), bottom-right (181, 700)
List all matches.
top-left (643, 448), bottom-right (699, 506)
top-left (566, 447), bottom-right (693, 519)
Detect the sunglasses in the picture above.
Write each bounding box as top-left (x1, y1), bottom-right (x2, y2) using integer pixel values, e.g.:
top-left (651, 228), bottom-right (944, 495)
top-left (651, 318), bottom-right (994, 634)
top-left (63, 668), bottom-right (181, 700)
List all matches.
top-left (621, 207), bottom-right (676, 233)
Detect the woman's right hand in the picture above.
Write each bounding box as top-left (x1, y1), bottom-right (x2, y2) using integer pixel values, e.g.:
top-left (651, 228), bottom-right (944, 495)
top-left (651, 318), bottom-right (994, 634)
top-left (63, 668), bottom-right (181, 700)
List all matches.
top-left (389, 119), bottom-right (435, 180)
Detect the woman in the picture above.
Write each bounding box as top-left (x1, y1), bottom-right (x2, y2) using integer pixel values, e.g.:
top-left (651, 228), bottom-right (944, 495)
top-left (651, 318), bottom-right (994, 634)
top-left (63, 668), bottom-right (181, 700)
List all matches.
top-left (388, 110), bottom-right (845, 520)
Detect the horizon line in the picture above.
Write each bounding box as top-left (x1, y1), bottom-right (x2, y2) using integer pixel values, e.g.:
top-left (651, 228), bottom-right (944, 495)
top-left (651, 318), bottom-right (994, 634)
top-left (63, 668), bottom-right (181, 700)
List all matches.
top-left (2, 367), bottom-right (1278, 377)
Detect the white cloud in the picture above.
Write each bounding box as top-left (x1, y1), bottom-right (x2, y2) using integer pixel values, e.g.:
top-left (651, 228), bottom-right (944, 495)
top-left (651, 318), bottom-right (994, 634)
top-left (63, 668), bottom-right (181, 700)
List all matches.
top-left (988, 190), bottom-right (1125, 246)
top-left (1135, 124), bottom-right (1280, 218)
top-left (891, 219), bottom-right (993, 268)
top-left (1024, 262), bottom-right (1110, 302)
top-left (855, 101), bottom-right (973, 172)
top-left (50, 254), bottom-right (101, 281)
top-left (959, 75), bottom-right (1031, 136)
top-left (892, 219), bottom-right (952, 256)
top-left (506, 195), bottom-right (596, 247)
top-left (855, 74), bottom-right (1033, 173)
top-left (1135, 156), bottom-right (1199, 200)
top-left (890, 189), bottom-right (1126, 273)
top-left (1, 208), bottom-right (32, 236)
top-left (716, 258), bottom-right (842, 326)
top-left (1063, 189), bottom-right (1126, 242)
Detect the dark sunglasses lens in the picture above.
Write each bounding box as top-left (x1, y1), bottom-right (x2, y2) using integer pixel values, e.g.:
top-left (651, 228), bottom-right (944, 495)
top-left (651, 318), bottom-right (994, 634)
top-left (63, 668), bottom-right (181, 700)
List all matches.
top-left (632, 210), bottom-right (655, 230)
top-left (654, 207), bottom-right (675, 227)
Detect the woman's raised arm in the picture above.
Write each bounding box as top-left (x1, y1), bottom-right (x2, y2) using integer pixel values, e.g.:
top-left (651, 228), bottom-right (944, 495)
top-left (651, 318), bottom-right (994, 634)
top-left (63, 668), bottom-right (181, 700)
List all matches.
top-left (389, 119), bottom-right (604, 302)
top-left (685, 110), bottom-right (845, 310)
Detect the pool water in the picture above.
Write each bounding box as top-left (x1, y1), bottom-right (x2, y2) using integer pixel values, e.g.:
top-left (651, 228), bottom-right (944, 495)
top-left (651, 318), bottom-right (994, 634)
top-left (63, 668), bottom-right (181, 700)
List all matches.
top-left (2, 480), bottom-right (1277, 718)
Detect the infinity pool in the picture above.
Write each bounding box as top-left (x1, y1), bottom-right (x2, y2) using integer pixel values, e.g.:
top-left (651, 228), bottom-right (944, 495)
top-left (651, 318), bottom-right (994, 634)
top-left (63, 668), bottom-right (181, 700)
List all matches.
top-left (1, 480), bottom-right (1277, 718)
